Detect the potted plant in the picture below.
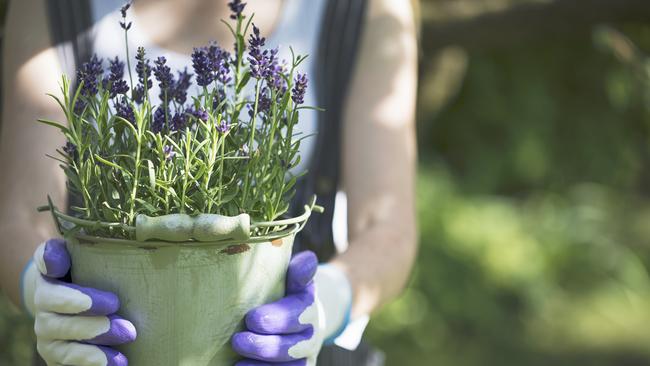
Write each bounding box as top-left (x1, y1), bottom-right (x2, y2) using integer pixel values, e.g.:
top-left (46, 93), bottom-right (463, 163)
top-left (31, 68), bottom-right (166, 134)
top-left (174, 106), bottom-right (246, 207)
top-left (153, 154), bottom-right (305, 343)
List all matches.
top-left (36, 3), bottom-right (321, 365)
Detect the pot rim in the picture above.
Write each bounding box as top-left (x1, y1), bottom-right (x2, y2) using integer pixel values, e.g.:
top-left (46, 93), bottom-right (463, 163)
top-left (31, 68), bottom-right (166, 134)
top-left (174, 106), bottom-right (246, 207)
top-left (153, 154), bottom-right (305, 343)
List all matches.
top-left (67, 223), bottom-right (299, 248)
top-left (44, 196), bottom-right (322, 247)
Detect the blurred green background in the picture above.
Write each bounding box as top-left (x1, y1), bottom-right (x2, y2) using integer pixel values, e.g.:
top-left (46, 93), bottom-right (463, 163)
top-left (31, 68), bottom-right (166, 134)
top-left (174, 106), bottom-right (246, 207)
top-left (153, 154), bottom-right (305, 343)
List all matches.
top-left (3, 0), bottom-right (650, 365)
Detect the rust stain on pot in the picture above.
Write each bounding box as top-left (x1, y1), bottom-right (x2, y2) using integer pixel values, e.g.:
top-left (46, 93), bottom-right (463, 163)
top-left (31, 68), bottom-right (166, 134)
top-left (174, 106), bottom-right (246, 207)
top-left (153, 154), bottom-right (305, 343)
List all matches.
top-left (271, 239), bottom-right (283, 247)
top-left (220, 244), bottom-right (250, 255)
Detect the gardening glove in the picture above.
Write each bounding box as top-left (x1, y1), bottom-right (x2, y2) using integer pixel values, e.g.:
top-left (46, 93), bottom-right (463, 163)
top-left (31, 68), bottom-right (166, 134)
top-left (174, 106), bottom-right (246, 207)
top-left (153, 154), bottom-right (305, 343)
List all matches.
top-left (232, 251), bottom-right (352, 366)
top-left (21, 238), bottom-right (136, 366)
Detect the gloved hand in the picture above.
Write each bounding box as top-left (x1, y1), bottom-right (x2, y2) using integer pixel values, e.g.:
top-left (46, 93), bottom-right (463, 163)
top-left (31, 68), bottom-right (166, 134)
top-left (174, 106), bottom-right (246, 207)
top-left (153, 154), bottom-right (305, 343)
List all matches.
top-left (21, 238), bottom-right (136, 366)
top-left (232, 251), bottom-right (352, 366)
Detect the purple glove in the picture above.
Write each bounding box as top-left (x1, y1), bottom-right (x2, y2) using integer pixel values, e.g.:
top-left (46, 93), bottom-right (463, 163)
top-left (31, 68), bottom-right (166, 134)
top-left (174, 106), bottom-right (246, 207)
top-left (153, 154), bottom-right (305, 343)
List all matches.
top-left (22, 239), bottom-right (136, 366)
top-left (232, 251), bottom-right (353, 366)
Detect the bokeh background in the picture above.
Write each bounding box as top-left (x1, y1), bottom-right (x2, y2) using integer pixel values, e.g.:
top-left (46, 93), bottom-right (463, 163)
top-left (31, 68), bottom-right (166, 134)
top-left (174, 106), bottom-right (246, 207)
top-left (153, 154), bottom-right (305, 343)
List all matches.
top-left (3, 0), bottom-right (650, 365)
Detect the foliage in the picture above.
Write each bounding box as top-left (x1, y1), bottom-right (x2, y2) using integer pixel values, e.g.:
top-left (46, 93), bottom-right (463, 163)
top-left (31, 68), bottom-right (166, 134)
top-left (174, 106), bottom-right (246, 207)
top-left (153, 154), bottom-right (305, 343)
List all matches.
top-left (40, 5), bottom-right (312, 239)
top-left (366, 24), bottom-right (650, 366)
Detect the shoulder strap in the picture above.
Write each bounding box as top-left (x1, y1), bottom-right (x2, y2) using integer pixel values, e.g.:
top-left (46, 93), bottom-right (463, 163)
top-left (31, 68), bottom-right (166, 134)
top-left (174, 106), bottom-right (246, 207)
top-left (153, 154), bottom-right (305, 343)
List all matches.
top-left (45, 0), bottom-right (94, 81)
top-left (292, 0), bottom-right (368, 261)
top-left (45, 0), bottom-right (94, 213)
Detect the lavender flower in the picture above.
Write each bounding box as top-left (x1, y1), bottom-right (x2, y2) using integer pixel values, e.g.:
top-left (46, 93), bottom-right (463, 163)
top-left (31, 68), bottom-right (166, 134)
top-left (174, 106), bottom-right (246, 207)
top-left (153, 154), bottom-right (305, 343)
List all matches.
top-left (132, 85), bottom-right (144, 104)
top-left (217, 116), bottom-right (231, 133)
top-left (135, 47), bottom-right (152, 90)
top-left (153, 57), bottom-right (174, 100)
top-left (77, 55), bottom-right (103, 96)
top-left (248, 88), bottom-right (271, 118)
top-left (189, 107), bottom-right (209, 122)
top-left (192, 47), bottom-right (214, 87)
top-left (74, 100), bottom-right (87, 115)
top-left (207, 44), bottom-right (231, 84)
top-left (151, 105), bottom-right (168, 133)
top-left (163, 145), bottom-right (176, 160)
top-left (107, 57), bottom-right (129, 98)
top-left (228, 0), bottom-right (246, 19)
top-left (268, 59), bottom-right (287, 92)
top-left (292, 73), bottom-right (308, 105)
top-left (120, 2), bottom-right (130, 17)
top-left (63, 141), bottom-right (77, 160)
top-left (172, 68), bottom-right (193, 104)
top-left (115, 97), bottom-right (135, 125)
top-left (213, 89), bottom-right (226, 110)
top-left (170, 111), bottom-right (188, 132)
top-left (119, 2), bottom-right (132, 30)
top-left (247, 25), bottom-right (269, 79)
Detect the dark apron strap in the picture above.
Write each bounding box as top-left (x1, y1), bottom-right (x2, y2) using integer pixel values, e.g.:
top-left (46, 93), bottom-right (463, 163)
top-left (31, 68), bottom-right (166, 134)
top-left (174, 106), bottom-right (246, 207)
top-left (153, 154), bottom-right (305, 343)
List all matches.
top-left (292, 0), bottom-right (368, 261)
top-left (45, 0), bottom-right (93, 82)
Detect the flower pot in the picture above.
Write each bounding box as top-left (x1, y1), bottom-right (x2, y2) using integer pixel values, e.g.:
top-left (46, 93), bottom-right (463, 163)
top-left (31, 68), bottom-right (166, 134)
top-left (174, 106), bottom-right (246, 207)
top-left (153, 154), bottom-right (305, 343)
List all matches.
top-left (64, 232), bottom-right (294, 365)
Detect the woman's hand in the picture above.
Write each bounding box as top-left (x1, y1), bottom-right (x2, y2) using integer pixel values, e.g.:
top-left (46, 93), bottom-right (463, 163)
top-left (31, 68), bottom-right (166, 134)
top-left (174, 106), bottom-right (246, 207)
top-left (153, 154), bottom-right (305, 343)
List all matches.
top-left (23, 239), bottom-right (136, 366)
top-left (232, 251), bottom-right (352, 365)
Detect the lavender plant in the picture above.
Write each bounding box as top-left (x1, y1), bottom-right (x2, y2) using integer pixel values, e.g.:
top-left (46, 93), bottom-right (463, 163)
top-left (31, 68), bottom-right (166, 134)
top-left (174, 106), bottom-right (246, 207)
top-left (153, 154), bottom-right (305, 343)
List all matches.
top-left (39, 2), bottom-right (315, 239)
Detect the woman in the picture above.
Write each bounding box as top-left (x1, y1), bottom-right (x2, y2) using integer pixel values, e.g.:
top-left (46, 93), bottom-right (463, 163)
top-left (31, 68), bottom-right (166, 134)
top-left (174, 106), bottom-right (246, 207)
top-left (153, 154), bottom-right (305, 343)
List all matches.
top-left (0, 0), bottom-right (418, 364)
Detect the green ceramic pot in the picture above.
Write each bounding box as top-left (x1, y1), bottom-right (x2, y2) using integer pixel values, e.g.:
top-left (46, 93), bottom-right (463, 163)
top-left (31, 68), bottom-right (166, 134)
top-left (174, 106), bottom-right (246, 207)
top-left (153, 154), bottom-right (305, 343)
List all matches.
top-left (64, 233), bottom-right (294, 366)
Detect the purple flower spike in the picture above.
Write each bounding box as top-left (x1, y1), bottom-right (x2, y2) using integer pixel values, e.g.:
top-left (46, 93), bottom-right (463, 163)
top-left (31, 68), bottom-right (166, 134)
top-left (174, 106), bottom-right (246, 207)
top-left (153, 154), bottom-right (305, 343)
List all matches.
top-left (151, 105), bottom-right (168, 133)
top-left (228, 0), bottom-right (246, 20)
top-left (119, 2), bottom-right (132, 30)
top-left (153, 56), bottom-right (173, 93)
top-left (292, 73), bottom-right (308, 105)
top-left (172, 68), bottom-right (193, 104)
top-left (192, 47), bottom-right (214, 87)
top-left (190, 107), bottom-right (209, 122)
top-left (120, 2), bottom-right (131, 18)
top-left (248, 89), bottom-right (271, 118)
top-left (115, 97), bottom-right (135, 125)
top-left (107, 57), bottom-right (129, 98)
top-left (63, 141), bottom-right (78, 160)
top-left (170, 111), bottom-right (187, 132)
top-left (247, 24), bottom-right (268, 79)
top-left (119, 20), bottom-right (132, 31)
top-left (217, 116), bottom-right (231, 133)
top-left (207, 43), bottom-right (231, 84)
top-left (163, 145), bottom-right (176, 160)
top-left (77, 55), bottom-right (103, 96)
top-left (135, 47), bottom-right (152, 93)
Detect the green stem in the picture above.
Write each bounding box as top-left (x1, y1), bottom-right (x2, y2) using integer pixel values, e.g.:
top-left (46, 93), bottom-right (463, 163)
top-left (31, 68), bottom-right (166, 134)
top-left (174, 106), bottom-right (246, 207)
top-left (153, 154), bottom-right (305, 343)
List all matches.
top-left (217, 133), bottom-right (226, 213)
top-left (204, 117), bottom-right (219, 213)
top-left (124, 29), bottom-right (134, 91)
top-left (129, 126), bottom-right (142, 225)
top-left (241, 81), bottom-right (262, 209)
top-left (271, 107), bottom-right (298, 221)
top-left (180, 131), bottom-right (192, 213)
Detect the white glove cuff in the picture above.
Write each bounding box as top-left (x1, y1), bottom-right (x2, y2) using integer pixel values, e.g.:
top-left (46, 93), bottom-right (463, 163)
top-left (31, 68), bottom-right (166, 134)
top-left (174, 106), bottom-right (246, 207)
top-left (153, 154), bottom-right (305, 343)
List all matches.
top-left (314, 264), bottom-right (352, 344)
top-left (20, 259), bottom-right (38, 317)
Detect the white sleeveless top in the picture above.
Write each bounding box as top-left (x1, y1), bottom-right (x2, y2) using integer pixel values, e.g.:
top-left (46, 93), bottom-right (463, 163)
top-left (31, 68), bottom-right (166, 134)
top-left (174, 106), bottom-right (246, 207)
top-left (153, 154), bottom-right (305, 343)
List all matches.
top-left (89, 0), bottom-right (326, 174)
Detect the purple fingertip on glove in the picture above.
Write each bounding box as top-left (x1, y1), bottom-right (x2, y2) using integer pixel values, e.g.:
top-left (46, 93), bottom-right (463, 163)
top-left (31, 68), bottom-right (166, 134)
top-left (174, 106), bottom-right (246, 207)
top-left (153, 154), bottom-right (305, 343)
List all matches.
top-left (88, 314), bottom-right (138, 346)
top-left (235, 358), bottom-right (307, 366)
top-left (233, 251), bottom-right (319, 364)
top-left (99, 346), bottom-right (130, 366)
top-left (41, 238), bottom-right (71, 278)
top-left (285, 251), bottom-right (318, 293)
